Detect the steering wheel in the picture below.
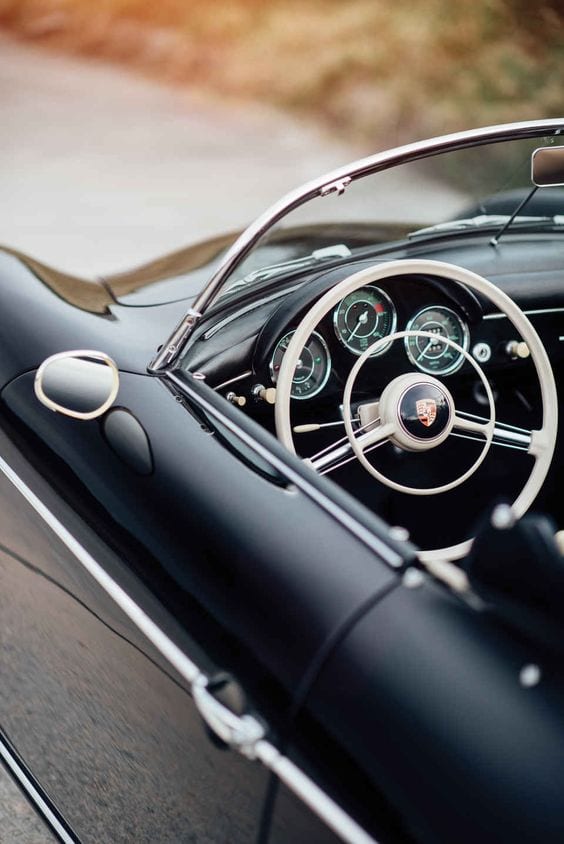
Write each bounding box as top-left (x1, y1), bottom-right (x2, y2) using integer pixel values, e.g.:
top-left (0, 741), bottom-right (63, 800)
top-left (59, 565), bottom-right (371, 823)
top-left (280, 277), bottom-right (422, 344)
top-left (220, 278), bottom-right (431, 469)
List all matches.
top-left (274, 259), bottom-right (558, 564)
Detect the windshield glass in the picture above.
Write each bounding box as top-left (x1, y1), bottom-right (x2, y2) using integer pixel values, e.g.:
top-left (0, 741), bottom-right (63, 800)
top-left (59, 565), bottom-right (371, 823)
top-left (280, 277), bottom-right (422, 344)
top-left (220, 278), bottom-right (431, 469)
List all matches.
top-left (211, 130), bottom-right (564, 304)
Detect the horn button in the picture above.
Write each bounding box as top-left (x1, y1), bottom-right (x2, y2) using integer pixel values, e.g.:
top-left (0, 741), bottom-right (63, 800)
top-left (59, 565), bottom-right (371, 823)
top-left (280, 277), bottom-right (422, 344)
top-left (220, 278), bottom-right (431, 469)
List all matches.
top-left (379, 373), bottom-right (454, 451)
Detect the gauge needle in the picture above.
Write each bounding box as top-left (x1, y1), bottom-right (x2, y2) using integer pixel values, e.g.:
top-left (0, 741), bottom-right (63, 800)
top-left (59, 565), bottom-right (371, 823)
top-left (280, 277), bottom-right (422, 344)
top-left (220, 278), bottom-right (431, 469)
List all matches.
top-left (348, 309), bottom-right (369, 342)
top-left (417, 338), bottom-right (438, 361)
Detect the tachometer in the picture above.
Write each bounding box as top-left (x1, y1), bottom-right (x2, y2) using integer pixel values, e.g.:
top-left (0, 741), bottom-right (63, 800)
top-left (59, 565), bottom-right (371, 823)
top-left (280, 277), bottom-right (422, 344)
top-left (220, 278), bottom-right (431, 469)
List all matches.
top-left (269, 330), bottom-right (331, 399)
top-left (333, 286), bottom-right (396, 356)
top-left (405, 306), bottom-right (469, 375)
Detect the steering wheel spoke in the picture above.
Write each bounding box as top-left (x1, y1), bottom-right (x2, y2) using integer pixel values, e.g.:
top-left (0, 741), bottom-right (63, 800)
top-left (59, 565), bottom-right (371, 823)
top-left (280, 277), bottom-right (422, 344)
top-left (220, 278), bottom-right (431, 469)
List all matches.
top-left (452, 413), bottom-right (492, 436)
top-left (452, 410), bottom-right (533, 453)
top-left (357, 420), bottom-right (395, 450)
top-left (308, 419), bottom-right (393, 473)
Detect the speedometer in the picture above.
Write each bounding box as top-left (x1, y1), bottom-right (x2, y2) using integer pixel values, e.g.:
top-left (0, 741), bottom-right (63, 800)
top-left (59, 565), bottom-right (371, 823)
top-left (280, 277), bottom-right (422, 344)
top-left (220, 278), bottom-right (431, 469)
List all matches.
top-left (333, 286), bottom-right (396, 356)
top-left (405, 306), bottom-right (469, 375)
top-left (269, 330), bottom-right (331, 400)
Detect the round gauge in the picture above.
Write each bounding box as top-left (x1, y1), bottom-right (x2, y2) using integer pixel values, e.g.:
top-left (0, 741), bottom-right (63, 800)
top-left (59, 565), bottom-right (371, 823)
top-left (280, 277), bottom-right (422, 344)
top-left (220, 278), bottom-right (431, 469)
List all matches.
top-left (269, 330), bottom-right (331, 400)
top-left (333, 286), bottom-right (397, 356)
top-left (405, 306), bottom-right (469, 375)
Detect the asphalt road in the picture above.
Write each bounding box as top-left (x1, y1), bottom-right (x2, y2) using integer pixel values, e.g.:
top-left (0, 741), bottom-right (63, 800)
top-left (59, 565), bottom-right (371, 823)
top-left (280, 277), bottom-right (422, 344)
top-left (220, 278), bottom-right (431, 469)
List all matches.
top-left (0, 770), bottom-right (57, 842)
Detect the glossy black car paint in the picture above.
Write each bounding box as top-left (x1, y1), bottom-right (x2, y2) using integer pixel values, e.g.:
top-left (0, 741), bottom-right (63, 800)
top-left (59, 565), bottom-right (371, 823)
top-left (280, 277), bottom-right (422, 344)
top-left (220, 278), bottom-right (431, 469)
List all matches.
top-left (4, 198), bottom-right (564, 844)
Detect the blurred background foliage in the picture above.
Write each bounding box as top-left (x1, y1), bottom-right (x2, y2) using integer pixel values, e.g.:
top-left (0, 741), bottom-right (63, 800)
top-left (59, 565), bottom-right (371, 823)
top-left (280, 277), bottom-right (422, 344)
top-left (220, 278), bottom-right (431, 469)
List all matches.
top-left (1, 0), bottom-right (563, 147)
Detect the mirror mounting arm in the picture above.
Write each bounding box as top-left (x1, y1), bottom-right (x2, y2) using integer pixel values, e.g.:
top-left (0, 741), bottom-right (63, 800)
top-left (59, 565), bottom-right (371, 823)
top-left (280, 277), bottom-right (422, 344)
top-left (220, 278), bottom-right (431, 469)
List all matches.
top-left (489, 186), bottom-right (538, 248)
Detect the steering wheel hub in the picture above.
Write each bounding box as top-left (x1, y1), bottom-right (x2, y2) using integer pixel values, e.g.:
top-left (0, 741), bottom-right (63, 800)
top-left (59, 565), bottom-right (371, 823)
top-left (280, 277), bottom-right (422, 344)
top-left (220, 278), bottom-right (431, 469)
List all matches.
top-left (380, 373), bottom-right (454, 451)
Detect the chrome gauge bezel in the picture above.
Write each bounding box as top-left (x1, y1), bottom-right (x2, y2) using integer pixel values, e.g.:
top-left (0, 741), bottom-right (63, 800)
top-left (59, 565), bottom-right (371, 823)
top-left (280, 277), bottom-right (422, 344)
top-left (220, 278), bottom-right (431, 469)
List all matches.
top-left (405, 305), bottom-right (469, 376)
top-left (269, 330), bottom-right (331, 400)
top-left (333, 285), bottom-right (397, 357)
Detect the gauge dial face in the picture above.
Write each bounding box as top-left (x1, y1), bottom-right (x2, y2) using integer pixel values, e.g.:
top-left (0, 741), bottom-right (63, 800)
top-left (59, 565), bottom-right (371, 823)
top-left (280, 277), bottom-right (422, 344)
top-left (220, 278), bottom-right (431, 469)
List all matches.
top-left (333, 286), bottom-right (397, 356)
top-left (405, 306), bottom-right (469, 375)
top-left (269, 330), bottom-right (331, 400)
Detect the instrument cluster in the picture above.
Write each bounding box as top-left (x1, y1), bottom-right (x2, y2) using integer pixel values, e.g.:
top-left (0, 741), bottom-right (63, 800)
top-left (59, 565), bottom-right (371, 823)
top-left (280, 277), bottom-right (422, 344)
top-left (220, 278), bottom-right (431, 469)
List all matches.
top-left (269, 285), bottom-right (470, 400)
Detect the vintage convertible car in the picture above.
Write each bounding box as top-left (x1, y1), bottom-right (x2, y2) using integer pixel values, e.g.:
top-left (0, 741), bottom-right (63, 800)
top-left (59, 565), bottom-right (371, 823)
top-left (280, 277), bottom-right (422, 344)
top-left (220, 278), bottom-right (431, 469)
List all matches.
top-left (4, 120), bottom-right (564, 844)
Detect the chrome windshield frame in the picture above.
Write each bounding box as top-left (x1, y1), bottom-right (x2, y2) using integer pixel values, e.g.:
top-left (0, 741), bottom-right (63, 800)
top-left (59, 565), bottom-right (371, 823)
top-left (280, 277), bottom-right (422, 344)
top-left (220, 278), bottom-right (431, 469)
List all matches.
top-left (149, 118), bottom-right (564, 372)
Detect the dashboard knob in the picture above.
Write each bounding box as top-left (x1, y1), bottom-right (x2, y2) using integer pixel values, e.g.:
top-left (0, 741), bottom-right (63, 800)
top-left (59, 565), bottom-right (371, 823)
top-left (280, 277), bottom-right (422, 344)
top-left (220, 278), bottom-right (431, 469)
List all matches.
top-left (226, 392), bottom-right (247, 407)
top-left (506, 340), bottom-right (530, 359)
top-left (252, 385), bottom-right (277, 404)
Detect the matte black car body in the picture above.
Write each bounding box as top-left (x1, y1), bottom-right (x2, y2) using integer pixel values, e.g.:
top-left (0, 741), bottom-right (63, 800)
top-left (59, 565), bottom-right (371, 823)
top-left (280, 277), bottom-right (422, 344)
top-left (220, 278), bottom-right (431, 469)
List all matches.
top-left (3, 121), bottom-right (564, 844)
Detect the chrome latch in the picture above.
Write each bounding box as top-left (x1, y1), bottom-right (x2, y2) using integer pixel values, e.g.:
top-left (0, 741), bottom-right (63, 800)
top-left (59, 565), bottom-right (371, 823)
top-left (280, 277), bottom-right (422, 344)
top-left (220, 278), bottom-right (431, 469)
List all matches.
top-left (320, 177), bottom-right (351, 197)
top-left (192, 674), bottom-right (265, 759)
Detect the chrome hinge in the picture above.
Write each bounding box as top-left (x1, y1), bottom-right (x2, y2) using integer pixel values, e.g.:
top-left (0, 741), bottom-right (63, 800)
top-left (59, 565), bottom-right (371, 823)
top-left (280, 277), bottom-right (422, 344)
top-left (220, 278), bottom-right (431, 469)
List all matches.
top-left (192, 669), bottom-right (377, 843)
top-left (148, 308), bottom-right (202, 372)
top-left (320, 177), bottom-right (351, 197)
top-left (192, 674), bottom-right (265, 759)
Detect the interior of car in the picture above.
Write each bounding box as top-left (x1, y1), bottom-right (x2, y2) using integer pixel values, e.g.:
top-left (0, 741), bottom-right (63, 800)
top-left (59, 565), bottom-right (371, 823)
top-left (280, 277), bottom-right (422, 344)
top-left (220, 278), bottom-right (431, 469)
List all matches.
top-left (175, 130), bottom-right (564, 565)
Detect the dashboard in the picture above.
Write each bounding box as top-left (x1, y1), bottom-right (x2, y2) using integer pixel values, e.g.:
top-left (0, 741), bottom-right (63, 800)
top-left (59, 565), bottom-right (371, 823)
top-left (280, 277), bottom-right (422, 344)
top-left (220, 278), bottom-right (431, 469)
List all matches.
top-left (180, 244), bottom-right (564, 421)
top-left (177, 234), bottom-right (564, 551)
top-left (180, 229), bottom-right (564, 409)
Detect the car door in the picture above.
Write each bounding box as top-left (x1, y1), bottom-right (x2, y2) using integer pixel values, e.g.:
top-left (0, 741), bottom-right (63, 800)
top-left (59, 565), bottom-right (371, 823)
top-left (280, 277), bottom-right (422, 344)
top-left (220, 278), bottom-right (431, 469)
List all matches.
top-left (1, 367), bottom-right (406, 843)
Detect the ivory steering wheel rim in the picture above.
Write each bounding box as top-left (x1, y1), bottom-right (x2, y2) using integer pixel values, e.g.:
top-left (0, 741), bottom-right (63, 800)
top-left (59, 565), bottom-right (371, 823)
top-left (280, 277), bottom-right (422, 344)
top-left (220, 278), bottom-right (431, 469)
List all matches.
top-left (274, 259), bottom-right (558, 563)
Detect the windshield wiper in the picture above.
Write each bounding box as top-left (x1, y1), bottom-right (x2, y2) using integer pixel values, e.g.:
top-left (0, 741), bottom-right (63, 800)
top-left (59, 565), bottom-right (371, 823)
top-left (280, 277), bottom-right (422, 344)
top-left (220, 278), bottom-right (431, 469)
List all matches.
top-left (408, 214), bottom-right (564, 240)
top-left (225, 243), bottom-right (352, 292)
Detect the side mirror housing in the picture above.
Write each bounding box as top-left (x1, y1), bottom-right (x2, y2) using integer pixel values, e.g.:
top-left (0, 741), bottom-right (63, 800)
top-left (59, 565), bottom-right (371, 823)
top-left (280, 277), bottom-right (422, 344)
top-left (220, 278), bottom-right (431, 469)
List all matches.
top-left (531, 145), bottom-right (564, 187)
top-left (34, 350), bottom-right (119, 420)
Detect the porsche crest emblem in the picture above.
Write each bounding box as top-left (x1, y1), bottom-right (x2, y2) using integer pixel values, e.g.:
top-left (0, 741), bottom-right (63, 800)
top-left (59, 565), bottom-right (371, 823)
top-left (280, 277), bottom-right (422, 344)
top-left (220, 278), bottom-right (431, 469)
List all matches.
top-left (416, 398), bottom-right (437, 427)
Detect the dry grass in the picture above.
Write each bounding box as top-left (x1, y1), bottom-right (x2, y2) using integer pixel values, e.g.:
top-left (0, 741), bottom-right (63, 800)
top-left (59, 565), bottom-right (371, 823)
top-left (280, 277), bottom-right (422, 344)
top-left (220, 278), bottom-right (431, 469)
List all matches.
top-left (1, 0), bottom-right (564, 147)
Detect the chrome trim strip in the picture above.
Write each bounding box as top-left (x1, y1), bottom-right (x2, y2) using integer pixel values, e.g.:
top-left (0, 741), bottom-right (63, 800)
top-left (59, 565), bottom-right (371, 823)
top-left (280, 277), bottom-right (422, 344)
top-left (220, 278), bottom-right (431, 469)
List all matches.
top-left (0, 737), bottom-right (76, 844)
top-left (256, 740), bottom-right (378, 844)
top-left (149, 119), bottom-right (564, 371)
top-left (215, 370), bottom-right (252, 391)
top-left (0, 447), bottom-right (382, 843)
top-left (485, 306), bottom-right (564, 320)
top-left (0, 451), bottom-right (203, 686)
top-left (169, 371), bottom-right (404, 568)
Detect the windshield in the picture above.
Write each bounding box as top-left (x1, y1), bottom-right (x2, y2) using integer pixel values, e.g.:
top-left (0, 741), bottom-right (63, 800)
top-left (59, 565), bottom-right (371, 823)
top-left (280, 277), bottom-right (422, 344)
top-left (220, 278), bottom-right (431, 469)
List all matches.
top-left (149, 122), bottom-right (564, 373)
top-left (212, 129), bottom-right (564, 304)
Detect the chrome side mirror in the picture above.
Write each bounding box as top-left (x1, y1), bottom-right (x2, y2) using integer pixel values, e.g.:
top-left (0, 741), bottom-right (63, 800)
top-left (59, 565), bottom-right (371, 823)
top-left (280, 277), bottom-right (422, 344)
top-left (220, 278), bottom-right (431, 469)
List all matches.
top-left (531, 146), bottom-right (564, 187)
top-left (34, 350), bottom-right (119, 420)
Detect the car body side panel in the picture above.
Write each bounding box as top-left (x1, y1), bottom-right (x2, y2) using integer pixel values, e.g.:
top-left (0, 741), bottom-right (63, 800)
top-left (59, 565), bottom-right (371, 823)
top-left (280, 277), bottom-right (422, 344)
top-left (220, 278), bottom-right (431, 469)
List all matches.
top-left (1, 371), bottom-right (399, 693)
top-left (1, 369), bottom-right (402, 842)
top-left (293, 575), bottom-right (564, 843)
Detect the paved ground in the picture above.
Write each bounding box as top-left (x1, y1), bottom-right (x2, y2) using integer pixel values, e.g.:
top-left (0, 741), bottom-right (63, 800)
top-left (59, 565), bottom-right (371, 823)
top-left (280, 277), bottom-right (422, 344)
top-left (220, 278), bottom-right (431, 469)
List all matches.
top-left (0, 769), bottom-right (57, 842)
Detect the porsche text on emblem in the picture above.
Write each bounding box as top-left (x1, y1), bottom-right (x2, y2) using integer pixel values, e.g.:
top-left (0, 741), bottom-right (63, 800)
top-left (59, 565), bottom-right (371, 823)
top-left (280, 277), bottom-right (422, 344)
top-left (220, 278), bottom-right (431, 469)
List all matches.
top-left (416, 398), bottom-right (437, 427)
